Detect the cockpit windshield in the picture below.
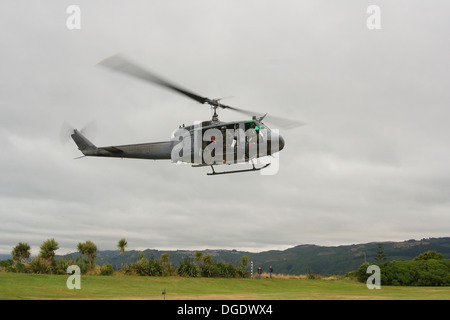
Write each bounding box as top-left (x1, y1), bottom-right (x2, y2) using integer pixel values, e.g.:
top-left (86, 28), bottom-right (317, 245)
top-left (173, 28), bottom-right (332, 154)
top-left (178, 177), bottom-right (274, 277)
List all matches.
top-left (244, 121), bottom-right (270, 133)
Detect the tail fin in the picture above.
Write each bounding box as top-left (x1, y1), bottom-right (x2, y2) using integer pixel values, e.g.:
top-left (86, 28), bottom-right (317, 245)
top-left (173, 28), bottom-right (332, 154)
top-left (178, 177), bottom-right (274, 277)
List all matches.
top-left (71, 129), bottom-right (97, 155)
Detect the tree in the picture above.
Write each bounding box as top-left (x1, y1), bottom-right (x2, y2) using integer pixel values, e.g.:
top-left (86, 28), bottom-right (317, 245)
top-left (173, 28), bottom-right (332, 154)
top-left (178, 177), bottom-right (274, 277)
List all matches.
top-left (117, 238), bottom-right (128, 268)
top-left (241, 255), bottom-right (249, 267)
top-left (413, 250), bottom-right (443, 261)
top-left (160, 253), bottom-right (170, 266)
top-left (160, 253), bottom-right (173, 276)
top-left (77, 241), bottom-right (97, 270)
top-left (39, 238), bottom-right (59, 263)
top-left (194, 251), bottom-right (203, 264)
top-left (11, 242), bottom-right (31, 263)
top-left (201, 254), bottom-right (214, 278)
top-left (202, 254), bottom-right (213, 266)
top-left (374, 244), bottom-right (387, 263)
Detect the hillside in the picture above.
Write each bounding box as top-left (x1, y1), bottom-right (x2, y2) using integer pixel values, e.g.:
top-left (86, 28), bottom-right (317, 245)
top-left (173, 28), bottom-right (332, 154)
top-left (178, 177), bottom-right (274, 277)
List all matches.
top-left (59, 237), bottom-right (450, 275)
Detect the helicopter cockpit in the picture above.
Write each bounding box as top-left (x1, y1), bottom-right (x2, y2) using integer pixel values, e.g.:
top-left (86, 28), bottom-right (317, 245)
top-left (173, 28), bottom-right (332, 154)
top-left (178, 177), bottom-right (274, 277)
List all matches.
top-left (244, 120), bottom-right (271, 141)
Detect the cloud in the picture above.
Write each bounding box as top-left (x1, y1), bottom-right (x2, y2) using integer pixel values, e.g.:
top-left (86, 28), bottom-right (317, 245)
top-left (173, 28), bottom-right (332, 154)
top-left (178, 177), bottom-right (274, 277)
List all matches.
top-left (0, 1), bottom-right (449, 255)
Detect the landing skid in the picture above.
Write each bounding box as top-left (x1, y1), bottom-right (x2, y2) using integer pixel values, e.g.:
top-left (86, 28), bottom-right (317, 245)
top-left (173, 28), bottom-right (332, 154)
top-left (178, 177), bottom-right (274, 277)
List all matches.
top-left (207, 162), bottom-right (270, 176)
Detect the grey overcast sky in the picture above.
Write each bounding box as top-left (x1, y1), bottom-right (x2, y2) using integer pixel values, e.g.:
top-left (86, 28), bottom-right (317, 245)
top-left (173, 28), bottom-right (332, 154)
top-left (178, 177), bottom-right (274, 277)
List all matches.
top-left (1, 1), bottom-right (449, 255)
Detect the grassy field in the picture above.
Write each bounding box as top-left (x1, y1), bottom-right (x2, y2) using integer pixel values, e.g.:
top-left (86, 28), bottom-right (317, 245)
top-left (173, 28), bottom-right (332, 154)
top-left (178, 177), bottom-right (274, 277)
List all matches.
top-left (1, 272), bottom-right (449, 300)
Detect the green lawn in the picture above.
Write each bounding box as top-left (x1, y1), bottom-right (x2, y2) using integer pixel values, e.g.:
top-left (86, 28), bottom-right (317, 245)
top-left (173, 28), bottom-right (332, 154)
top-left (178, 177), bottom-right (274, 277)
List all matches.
top-left (0, 272), bottom-right (449, 300)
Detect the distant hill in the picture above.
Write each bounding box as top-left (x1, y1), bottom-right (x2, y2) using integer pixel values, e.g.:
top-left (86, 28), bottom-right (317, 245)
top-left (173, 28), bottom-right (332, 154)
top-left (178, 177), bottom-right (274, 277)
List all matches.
top-left (58, 237), bottom-right (450, 275)
top-left (0, 254), bottom-right (11, 261)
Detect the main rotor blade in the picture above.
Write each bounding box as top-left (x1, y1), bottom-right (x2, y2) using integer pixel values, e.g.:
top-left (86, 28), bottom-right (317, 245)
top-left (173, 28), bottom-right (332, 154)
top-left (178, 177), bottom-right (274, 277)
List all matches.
top-left (98, 54), bottom-right (305, 129)
top-left (260, 114), bottom-right (306, 129)
top-left (98, 54), bottom-right (210, 105)
top-left (218, 104), bottom-right (305, 129)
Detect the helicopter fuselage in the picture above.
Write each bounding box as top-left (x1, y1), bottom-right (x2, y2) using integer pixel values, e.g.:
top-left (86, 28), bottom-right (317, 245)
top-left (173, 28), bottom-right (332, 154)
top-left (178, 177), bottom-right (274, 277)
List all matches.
top-left (171, 119), bottom-right (284, 165)
top-left (71, 119), bottom-right (284, 166)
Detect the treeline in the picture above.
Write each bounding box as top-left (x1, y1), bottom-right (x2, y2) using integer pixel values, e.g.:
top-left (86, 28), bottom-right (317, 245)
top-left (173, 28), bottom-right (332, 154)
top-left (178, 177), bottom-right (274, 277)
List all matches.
top-left (0, 238), bottom-right (250, 278)
top-left (353, 250), bottom-right (450, 286)
top-left (0, 239), bottom-right (104, 275)
top-left (126, 253), bottom-right (249, 278)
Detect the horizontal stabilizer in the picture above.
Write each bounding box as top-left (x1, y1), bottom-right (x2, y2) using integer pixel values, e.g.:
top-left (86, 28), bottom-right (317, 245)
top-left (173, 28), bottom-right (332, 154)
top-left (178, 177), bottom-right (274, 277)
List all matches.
top-left (100, 146), bottom-right (124, 154)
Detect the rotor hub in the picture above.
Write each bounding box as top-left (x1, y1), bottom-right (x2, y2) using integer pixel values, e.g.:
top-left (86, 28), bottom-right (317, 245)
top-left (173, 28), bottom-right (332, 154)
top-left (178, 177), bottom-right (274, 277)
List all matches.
top-left (211, 106), bottom-right (219, 122)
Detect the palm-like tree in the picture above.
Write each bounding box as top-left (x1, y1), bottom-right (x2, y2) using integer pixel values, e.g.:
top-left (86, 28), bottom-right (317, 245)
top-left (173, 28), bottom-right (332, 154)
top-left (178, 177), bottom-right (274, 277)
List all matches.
top-left (194, 251), bottom-right (203, 264)
top-left (77, 240), bottom-right (97, 270)
top-left (160, 253), bottom-right (170, 266)
top-left (11, 242), bottom-right (31, 263)
top-left (241, 255), bottom-right (249, 267)
top-left (117, 238), bottom-right (128, 268)
top-left (202, 254), bottom-right (213, 265)
top-left (39, 238), bottom-right (59, 262)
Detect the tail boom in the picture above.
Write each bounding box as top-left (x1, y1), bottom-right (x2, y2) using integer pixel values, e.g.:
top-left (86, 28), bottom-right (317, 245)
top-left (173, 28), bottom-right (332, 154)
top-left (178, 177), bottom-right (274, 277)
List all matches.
top-left (71, 129), bottom-right (174, 160)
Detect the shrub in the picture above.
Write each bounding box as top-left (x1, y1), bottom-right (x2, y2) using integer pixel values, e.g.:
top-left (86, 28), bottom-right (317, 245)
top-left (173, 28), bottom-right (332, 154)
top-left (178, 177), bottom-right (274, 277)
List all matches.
top-left (200, 263), bottom-right (215, 278)
top-left (356, 262), bottom-right (371, 282)
top-left (28, 257), bottom-right (53, 274)
top-left (414, 259), bottom-right (450, 286)
top-left (215, 262), bottom-right (238, 278)
top-left (0, 259), bottom-right (14, 272)
top-left (356, 259), bottom-right (450, 286)
top-left (74, 256), bottom-right (90, 274)
top-left (132, 257), bottom-right (163, 276)
top-left (15, 261), bottom-right (27, 274)
top-left (177, 258), bottom-right (199, 277)
top-left (306, 273), bottom-right (322, 280)
top-left (122, 263), bottom-right (132, 275)
top-left (237, 265), bottom-right (250, 278)
top-left (413, 250), bottom-right (443, 261)
top-left (132, 257), bottom-right (150, 276)
top-left (54, 258), bottom-right (75, 275)
top-left (383, 261), bottom-right (415, 286)
top-left (100, 263), bottom-right (114, 275)
top-left (148, 259), bottom-right (163, 276)
top-left (198, 261), bottom-right (249, 278)
top-left (162, 262), bottom-right (176, 277)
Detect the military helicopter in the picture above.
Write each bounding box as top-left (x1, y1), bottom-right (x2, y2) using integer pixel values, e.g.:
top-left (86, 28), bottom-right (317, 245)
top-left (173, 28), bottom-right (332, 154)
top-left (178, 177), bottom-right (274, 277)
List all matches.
top-left (70, 55), bottom-right (303, 175)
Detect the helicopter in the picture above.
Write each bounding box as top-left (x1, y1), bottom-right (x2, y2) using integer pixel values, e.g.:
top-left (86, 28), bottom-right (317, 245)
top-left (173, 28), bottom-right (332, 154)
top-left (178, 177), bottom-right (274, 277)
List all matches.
top-left (70, 54), bottom-right (303, 175)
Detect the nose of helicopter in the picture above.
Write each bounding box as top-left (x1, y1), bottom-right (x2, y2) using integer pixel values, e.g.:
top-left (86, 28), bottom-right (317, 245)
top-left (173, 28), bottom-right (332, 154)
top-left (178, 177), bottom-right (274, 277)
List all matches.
top-left (279, 135), bottom-right (285, 151)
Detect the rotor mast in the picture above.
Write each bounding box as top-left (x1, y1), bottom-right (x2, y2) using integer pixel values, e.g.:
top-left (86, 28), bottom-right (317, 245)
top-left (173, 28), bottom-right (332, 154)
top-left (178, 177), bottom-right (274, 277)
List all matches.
top-left (210, 98), bottom-right (223, 122)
